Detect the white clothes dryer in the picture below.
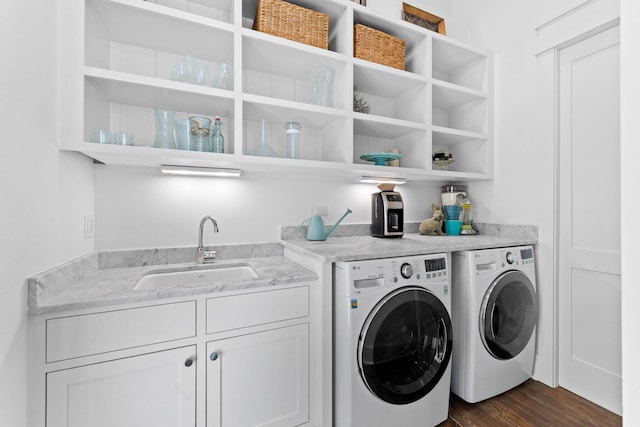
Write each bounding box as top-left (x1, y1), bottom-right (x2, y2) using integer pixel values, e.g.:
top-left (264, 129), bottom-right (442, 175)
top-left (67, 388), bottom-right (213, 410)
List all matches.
top-left (333, 254), bottom-right (453, 427)
top-left (451, 246), bottom-right (538, 403)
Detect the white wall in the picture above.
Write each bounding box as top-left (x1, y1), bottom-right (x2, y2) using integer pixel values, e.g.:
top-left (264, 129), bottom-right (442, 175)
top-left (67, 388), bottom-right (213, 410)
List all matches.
top-left (0, 1), bottom-right (95, 425)
top-left (620, 0), bottom-right (640, 424)
top-left (95, 166), bottom-right (441, 250)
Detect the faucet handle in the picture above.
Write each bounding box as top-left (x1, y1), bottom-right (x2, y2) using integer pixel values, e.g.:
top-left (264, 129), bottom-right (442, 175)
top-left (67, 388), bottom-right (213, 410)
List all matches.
top-left (198, 249), bottom-right (217, 264)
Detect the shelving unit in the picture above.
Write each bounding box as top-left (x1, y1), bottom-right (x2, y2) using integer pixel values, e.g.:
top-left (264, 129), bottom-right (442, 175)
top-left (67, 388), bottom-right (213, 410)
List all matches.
top-left (59, 0), bottom-right (493, 181)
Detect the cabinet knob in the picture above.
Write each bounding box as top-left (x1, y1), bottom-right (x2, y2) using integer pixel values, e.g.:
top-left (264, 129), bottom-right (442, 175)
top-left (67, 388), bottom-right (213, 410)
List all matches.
top-left (184, 358), bottom-right (194, 367)
top-left (209, 352), bottom-right (219, 361)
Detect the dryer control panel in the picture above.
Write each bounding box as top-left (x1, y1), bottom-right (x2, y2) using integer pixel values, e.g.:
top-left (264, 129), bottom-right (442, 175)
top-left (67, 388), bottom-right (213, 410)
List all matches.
top-left (473, 245), bottom-right (535, 275)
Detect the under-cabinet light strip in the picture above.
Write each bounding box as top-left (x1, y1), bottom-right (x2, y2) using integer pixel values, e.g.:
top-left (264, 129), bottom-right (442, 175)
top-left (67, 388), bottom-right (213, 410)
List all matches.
top-left (160, 165), bottom-right (242, 178)
top-left (358, 176), bottom-right (407, 185)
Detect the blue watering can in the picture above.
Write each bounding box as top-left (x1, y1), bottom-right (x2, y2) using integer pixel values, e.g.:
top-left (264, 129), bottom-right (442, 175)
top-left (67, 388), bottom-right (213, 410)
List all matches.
top-left (305, 208), bottom-right (352, 241)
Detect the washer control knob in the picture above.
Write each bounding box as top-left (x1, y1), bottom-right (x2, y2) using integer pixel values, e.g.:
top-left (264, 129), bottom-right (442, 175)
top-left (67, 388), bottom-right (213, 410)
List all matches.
top-left (506, 252), bottom-right (515, 264)
top-left (400, 263), bottom-right (413, 279)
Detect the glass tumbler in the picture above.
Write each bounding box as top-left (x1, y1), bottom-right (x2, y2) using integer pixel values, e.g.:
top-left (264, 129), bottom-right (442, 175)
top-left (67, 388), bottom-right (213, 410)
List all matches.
top-left (174, 119), bottom-right (190, 150)
top-left (90, 129), bottom-right (112, 144)
top-left (113, 132), bottom-right (134, 146)
top-left (189, 116), bottom-right (211, 152)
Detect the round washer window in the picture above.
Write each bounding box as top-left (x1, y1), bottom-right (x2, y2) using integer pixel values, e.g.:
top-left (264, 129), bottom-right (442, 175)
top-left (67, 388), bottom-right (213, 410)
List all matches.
top-left (479, 270), bottom-right (537, 360)
top-left (358, 286), bottom-right (452, 405)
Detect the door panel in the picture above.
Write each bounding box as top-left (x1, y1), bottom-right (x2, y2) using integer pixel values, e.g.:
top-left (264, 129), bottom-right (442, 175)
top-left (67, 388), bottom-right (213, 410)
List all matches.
top-left (206, 324), bottom-right (309, 427)
top-left (570, 268), bottom-right (621, 374)
top-left (46, 346), bottom-right (197, 427)
top-left (558, 25), bottom-right (621, 415)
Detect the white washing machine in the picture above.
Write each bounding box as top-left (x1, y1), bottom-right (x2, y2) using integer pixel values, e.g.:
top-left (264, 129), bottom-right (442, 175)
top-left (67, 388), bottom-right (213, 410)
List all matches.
top-left (333, 254), bottom-right (453, 427)
top-left (451, 246), bottom-right (538, 403)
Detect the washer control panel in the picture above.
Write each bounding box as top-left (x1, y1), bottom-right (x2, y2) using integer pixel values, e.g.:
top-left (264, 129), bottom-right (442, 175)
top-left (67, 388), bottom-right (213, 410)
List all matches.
top-left (335, 253), bottom-right (450, 298)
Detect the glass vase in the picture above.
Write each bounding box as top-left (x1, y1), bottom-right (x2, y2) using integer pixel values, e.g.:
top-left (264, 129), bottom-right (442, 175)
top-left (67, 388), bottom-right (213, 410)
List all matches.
top-left (153, 108), bottom-right (176, 149)
top-left (306, 66), bottom-right (333, 107)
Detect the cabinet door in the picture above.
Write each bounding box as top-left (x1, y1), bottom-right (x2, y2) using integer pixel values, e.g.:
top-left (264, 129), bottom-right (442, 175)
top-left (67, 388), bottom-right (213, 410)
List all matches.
top-left (47, 346), bottom-right (196, 427)
top-left (206, 324), bottom-right (309, 427)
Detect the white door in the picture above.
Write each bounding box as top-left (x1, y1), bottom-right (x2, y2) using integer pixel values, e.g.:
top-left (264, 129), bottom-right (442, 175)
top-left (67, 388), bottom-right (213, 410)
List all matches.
top-left (558, 25), bottom-right (621, 415)
top-left (46, 346), bottom-right (197, 427)
top-left (206, 323), bottom-right (309, 427)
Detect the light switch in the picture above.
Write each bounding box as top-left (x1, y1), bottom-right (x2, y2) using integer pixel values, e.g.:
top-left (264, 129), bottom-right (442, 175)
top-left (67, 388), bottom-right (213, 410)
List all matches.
top-left (84, 215), bottom-right (95, 239)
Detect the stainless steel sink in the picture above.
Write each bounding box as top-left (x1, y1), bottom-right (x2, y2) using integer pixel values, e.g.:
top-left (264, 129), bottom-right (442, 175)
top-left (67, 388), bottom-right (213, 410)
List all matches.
top-left (134, 264), bottom-right (259, 290)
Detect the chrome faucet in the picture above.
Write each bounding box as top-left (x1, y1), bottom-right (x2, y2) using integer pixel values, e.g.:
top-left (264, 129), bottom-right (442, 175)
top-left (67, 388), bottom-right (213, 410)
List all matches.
top-left (196, 216), bottom-right (219, 264)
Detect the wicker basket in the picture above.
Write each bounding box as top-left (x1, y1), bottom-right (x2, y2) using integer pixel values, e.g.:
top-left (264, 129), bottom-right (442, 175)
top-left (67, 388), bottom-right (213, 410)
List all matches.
top-left (253, 0), bottom-right (329, 50)
top-left (354, 24), bottom-right (405, 70)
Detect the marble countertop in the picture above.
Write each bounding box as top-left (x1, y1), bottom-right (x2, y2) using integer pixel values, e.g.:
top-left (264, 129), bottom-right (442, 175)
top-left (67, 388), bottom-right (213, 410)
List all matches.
top-left (28, 223), bottom-right (536, 316)
top-left (28, 243), bottom-right (317, 315)
top-left (281, 223), bottom-right (538, 262)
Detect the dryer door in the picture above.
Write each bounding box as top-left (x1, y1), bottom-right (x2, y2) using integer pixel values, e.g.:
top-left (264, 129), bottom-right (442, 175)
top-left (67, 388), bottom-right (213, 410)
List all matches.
top-left (480, 270), bottom-right (538, 360)
top-left (358, 286), bottom-right (452, 405)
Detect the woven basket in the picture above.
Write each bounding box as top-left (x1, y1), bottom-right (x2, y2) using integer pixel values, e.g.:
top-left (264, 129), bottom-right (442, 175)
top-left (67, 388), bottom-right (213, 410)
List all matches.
top-left (253, 0), bottom-right (329, 50)
top-left (354, 24), bottom-right (405, 70)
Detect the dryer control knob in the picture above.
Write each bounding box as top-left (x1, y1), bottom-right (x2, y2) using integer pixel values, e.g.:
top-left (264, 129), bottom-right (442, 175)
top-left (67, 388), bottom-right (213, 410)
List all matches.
top-left (400, 263), bottom-right (413, 279)
top-left (506, 252), bottom-right (515, 264)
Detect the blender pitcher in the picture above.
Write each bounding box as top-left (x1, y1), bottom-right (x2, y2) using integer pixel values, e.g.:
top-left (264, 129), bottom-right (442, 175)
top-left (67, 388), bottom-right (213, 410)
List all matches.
top-left (460, 201), bottom-right (476, 234)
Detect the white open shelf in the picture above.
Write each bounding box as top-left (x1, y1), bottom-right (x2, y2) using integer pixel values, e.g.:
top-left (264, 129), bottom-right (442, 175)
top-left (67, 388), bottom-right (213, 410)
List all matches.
top-left (59, 0), bottom-right (493, 182)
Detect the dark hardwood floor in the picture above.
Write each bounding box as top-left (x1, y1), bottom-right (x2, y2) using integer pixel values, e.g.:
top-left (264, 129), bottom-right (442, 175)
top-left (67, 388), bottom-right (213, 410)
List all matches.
top-left (438, 380), bottom-right (621, 427)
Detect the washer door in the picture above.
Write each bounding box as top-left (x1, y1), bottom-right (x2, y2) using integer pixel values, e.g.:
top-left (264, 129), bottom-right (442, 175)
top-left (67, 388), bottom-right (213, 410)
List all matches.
top-left (358, 286), bottom-right (452, 405)
top-left (479, 270), bottom-right (537, 360)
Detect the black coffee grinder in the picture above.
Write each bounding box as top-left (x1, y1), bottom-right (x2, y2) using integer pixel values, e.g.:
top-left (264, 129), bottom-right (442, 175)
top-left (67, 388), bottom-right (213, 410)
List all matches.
top-left (370, 184), bottom-right (404, 238)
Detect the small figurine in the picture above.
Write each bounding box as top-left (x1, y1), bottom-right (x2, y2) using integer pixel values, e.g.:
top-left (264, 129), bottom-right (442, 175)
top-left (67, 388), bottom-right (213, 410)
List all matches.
top-left (419, 204), bottom-right (445, 236)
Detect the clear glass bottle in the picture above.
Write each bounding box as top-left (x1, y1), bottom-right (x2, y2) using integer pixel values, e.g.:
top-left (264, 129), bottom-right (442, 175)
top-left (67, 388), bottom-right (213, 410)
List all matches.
top-left (284, 122), bottom-right (301, 159)
top-left (210, 116), bottom-right (224, 153)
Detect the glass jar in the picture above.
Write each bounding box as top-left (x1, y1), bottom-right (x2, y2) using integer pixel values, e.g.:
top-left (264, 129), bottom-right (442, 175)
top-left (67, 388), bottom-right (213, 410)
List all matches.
top-left (189, 116), bottom-right (211, 152)
top-left (284, 122), bottom-right (301, 159)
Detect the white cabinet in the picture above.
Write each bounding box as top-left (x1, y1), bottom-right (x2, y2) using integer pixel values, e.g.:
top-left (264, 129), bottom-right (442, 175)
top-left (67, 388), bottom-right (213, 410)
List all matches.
top-left (60, 0), bottom-right (492, 181)
top-left (47, 345), bottom-right (197, 427)
top-left (206, 324), bottom-right (309, 427)
top-left (31, 283), bottom-right (314, 426)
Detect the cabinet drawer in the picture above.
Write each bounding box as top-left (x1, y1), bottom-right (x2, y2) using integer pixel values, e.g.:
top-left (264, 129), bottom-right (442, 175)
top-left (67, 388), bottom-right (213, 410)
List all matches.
top-left (46, 301), bottom-right (196, 362)
top-left (206, 286), bottom-right (308, 334)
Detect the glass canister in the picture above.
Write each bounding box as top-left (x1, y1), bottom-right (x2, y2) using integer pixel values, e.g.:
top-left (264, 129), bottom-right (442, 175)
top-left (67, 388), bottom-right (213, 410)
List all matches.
top-left (189, 116), bottom-right (211, 152)
top-left (210, 116), bottom-right (224, 153)
top-left (284, 122), bottom-right (301, 159)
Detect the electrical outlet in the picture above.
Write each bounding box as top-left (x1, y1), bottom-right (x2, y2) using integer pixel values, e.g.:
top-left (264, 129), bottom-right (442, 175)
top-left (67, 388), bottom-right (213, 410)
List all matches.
top-left (84, 215), bottom-right (95, 239)
top-left (313, 205), bottom-right (329, 216)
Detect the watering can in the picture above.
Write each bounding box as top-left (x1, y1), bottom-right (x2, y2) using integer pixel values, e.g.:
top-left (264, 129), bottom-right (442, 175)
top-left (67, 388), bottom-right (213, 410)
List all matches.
top-left (306, 208), bottom-right (352, 241)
